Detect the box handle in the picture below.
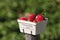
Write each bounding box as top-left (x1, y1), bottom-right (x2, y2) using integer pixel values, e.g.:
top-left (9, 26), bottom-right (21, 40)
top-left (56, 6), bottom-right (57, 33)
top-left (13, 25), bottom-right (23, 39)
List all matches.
top-left (31, 31), bottom-right (32, 35)
top-left (23, 29), bottom-right (24, 33)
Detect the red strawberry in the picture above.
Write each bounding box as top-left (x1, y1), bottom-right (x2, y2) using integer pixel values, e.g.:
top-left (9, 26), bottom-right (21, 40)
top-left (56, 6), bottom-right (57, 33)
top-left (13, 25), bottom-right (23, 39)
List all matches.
top-left (36, 14), bottom-right (45, 22)
top-left (19, 17), bottom-right (28, 21)
top-left (28, 14), bottom-right (36, 22)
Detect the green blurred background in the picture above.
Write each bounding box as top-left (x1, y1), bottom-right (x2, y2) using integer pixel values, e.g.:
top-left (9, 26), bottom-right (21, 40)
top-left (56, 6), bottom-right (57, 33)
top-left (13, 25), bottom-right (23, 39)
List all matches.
top-left (0, 0), bottom-right (60, 40)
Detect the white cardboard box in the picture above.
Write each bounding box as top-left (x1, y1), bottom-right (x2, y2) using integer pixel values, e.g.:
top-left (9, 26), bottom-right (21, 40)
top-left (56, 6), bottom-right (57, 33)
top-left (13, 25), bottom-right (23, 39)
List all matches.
top-left (17, 18), bottom-right (48, 35)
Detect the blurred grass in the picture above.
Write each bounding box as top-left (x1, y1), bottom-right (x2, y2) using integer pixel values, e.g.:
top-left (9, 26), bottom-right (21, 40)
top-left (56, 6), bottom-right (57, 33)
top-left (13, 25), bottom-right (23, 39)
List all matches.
top-left (0, 0), bottom-right (60, 40)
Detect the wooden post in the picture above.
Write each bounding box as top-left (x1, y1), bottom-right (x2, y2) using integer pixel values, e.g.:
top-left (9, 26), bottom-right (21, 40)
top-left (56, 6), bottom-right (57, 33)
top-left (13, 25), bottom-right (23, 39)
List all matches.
top-left (25, 34), bottom-right (40, 40)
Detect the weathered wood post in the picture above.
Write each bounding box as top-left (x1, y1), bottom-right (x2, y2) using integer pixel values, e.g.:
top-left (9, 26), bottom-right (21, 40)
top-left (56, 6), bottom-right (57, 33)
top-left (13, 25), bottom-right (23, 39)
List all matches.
top-left (17, 17), bottom-right (48, 40)
top-left (25, 34), bottom-right (40, 40)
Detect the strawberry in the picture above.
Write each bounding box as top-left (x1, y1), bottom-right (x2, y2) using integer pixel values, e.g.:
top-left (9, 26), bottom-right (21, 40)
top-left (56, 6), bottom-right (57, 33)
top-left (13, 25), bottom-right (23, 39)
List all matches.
top-left (19, 17), bottom-right (28, 21)
top-left (28, 14), bottom-right (36, 22)
top-left (36, 14), bottom-right (45, 22)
